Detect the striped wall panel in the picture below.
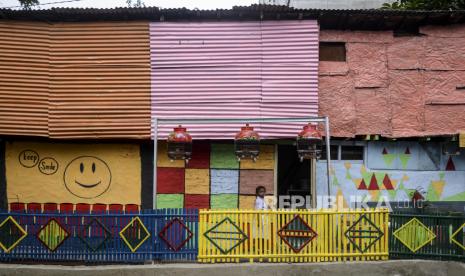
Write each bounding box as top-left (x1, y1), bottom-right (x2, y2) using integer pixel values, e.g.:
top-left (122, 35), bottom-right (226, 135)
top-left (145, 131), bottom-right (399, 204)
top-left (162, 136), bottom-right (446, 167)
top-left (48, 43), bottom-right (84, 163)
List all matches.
top-left (0, 22), bottom-right (50, 137)
top-left (48, 22), bottom-right (151, 139)
top-left (150, 21), bottom-right (319, 139)
top-left (260, 21), bottom-right (319, 137)
top-left (0, 20), bottom-right (318, 140)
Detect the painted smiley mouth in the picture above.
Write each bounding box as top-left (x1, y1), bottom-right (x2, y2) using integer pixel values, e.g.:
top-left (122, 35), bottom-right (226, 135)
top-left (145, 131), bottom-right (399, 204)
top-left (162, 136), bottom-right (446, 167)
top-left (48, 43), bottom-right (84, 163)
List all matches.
top-left (75, 180), bottom-right (101, 188)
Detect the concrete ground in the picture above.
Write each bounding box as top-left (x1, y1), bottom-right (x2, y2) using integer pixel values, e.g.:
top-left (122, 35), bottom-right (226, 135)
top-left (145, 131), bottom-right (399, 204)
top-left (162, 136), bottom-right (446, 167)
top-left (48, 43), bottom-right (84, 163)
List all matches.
top-left (0, 260), bottom-right (464, 276)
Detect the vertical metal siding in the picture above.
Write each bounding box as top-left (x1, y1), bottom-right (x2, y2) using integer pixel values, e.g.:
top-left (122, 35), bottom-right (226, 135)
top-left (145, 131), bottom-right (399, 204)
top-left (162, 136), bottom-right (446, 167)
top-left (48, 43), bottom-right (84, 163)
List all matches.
top-left (150, 21), bottom-right (319, 139)
top-left (49, 22), bottom-right (151, 139)
top-left (0, 22), bottom-right (50, 137)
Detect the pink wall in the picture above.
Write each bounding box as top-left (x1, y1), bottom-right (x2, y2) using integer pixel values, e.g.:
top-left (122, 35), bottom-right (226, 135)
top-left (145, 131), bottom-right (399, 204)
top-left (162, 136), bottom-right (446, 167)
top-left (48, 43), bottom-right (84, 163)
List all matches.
top-left (319, 24), bottom-right (465, 138)
top-left (150, 21), bottom-right (319, 139)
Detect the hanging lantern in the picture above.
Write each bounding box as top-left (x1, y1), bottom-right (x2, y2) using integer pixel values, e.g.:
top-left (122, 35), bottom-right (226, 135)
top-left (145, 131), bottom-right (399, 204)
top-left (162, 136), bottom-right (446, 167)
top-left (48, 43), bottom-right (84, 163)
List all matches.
top-left (167, 125), bottom-right (192, 163)
top-left (296, 124), bottom-right (322, 162)
top-left (234, 124), bottom-right (260, 162)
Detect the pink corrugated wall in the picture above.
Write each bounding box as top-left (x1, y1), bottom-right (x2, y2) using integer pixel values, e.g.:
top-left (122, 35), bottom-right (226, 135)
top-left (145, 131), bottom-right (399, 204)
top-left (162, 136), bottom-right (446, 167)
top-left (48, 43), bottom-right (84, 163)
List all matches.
top-left (150, 21), bottom-right (319, 139)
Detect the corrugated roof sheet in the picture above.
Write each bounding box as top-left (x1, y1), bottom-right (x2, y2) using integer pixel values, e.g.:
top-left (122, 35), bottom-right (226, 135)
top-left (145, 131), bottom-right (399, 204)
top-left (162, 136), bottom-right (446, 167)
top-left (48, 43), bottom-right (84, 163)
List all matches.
top-left (0, 5), bottom-right (464, 31)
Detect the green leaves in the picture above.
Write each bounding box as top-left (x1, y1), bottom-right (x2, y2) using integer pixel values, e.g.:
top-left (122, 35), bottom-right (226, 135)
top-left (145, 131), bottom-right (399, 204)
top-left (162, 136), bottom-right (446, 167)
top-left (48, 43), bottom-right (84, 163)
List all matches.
top-left (18, 0), bottom-right (39, 9)
top-left (382, 0), bottom-right (465, 10)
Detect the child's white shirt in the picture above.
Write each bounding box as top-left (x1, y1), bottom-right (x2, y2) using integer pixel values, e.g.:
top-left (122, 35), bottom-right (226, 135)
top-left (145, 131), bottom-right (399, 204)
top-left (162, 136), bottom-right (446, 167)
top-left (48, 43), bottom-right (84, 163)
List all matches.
top-left (255, 196), bottom-right (267, 210)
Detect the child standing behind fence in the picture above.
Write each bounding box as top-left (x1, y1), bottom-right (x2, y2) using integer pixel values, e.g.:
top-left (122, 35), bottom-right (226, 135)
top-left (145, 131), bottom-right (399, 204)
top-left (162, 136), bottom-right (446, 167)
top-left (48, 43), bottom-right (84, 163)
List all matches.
top-left (255, 186), bottom-right (268, 210)
top-left (254, 186), bottom-right (270, 254)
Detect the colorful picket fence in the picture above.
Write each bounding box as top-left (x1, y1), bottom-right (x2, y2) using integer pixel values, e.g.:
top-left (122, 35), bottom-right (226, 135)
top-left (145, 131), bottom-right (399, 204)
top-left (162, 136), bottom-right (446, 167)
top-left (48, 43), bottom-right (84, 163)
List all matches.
top-left (3, 207), bottom-right (465, 264)
top-left (0, 209), bottom-right (198, 263)
top-left (389, 210), bottom-right (465, 260)
top-left (198, 209), bottom-right (389, 263)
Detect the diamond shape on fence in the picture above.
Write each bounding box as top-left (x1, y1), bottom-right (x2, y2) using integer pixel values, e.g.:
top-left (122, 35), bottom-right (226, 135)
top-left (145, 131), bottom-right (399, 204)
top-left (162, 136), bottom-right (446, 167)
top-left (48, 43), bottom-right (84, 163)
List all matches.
top-left (204, 217), bottom-right (248, 254)
top-left (278, 215), bottom-right (317, 253)
top-left (119, 217), bottom-right (150, 253)
top-left (78, 218), bottom-right (112, 251)
top-left (159, 218), bottom-right (193, 251)
top-left (451, 222), bottom-right (465, 251)
top-left (0, 216), bottom-right (27, 253)
top-left (345, 214), bottom-right (384, 253)
top-left (36, 218), bottom-right (70, 252)
top-left (393, 218), bottom-right (436, 253)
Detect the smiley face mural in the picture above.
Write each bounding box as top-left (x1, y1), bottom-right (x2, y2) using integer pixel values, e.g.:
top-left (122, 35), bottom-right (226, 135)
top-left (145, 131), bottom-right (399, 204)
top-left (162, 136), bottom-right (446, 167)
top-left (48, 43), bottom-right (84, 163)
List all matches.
top-left (5, 142), bottom-right (141, 205)
top-left (64, 156), bottom-right (112, 199)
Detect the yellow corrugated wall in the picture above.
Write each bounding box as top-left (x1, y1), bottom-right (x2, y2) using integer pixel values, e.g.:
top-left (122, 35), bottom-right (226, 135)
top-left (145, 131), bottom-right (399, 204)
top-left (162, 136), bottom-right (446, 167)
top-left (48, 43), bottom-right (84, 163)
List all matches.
top-left (0, 21), bottom-right (151, 139)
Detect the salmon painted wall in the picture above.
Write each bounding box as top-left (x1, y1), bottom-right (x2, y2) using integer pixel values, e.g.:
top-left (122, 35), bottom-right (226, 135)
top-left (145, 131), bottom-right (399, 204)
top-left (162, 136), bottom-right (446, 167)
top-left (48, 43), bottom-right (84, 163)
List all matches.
top-left (155, 141), bottom-right (275, 209)
top-left (319, 24), bottom-right (465, 138)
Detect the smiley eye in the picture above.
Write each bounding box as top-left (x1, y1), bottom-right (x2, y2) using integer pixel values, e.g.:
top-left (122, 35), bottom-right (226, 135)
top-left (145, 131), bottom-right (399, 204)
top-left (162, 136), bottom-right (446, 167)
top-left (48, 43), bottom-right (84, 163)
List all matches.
top-left (80, 162), bottom-right (84, 173)
top-left (92, 162), bottom-right (96, 173)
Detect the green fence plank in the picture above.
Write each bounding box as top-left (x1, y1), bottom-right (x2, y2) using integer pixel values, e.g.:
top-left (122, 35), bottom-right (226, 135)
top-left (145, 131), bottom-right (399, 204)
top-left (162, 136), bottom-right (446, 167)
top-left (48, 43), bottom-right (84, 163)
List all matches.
top-left (389, 210), bottom-right (465, 261)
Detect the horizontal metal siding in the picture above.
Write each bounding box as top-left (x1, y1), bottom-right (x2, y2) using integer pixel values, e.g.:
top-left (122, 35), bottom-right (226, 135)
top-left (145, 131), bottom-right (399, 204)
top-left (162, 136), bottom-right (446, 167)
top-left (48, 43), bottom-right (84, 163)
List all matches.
top-left (151, 22), bottom-right (262, 105)
top-left (150, 21), bottom-right (319, 139)
top-left (0, 22), bottom-right (50, 137)
top-left (261, 21), bottom-right (319, 137)
top-left (49, 22), bottom-right (151, 139)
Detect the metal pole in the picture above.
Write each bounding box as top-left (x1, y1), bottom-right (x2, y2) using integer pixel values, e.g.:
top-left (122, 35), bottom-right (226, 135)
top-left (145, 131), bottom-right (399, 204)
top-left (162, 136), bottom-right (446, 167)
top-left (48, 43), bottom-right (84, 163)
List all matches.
top-left (151, 116), bottom-right (331, 209)
top-left (324, 116), bottom-right (331, 199)
top-left (153, 117), bottom-right (158, 210)
top-left (157, 117), bottom-right (326, 124)
top-left (311, 158), bottom-right (316, 208)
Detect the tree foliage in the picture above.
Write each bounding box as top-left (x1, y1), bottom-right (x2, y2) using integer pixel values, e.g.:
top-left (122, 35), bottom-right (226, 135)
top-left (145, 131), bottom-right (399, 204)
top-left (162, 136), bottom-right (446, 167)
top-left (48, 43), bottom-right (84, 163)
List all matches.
top-left (17, 0), bottom-right (39, 9)
top-left (382, 0), bottom-right (465, 10)
top-left (126, 0), bottom-right (145, 8)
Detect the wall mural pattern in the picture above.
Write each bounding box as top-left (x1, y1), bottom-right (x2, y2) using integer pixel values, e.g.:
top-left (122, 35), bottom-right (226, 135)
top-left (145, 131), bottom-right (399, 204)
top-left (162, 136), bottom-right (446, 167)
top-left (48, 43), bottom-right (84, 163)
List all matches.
top-left (316, 141), bottom-right (465, 206)
top-left (156, 142), bottom-right (275, 209)
top-left (6, 142), bottom-right (141, 205)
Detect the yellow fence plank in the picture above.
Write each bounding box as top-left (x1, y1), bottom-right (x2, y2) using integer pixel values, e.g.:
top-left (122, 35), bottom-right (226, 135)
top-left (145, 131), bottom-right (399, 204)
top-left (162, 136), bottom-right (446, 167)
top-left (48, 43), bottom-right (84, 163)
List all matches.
top-left (198, 208), bottom-right (389, 263)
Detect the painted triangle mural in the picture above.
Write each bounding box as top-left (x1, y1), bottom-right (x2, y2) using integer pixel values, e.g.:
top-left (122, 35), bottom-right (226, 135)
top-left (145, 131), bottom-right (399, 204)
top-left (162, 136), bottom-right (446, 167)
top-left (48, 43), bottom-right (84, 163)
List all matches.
top-left (368, 174), bottom-right (379, 190)
top-left (382, 153), bottom-right (396, 167)
top-left (446, 156), bottom-right (456, 171)
top-left (382, 174), bottom-right (394, 190)
top-left (398, 153), bottom-right (411, 169)
top-left (358, 179), bottom-right (367, 190)
top-left (317, 141), bottom-right (465, 207)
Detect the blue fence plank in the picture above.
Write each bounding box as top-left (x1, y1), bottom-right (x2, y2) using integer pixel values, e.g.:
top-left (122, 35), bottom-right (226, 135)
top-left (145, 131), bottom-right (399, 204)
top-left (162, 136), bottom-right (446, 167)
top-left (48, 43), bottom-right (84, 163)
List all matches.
top-left (0, 208), bottom-right (198, 263)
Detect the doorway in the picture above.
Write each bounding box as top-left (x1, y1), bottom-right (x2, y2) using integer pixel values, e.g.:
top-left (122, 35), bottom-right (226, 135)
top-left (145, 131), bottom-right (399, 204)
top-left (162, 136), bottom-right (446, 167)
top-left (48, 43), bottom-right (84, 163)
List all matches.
top-left (277, 144), bottom-right (312, 208)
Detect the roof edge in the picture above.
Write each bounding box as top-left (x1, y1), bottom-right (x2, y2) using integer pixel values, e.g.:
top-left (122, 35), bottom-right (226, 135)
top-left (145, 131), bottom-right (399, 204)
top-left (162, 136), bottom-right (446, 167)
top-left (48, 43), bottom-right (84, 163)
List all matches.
top-left (0, 4), bottom-right (464, 30)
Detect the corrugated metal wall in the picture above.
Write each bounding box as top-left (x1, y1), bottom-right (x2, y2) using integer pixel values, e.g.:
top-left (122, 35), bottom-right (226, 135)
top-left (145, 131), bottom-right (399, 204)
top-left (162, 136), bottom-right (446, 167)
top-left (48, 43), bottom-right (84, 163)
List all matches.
top-left (1, 20), bottom-right (318, 140)
top-left (260, 21), bottom-right (319, 137)
top-left (150, 21), bottom-right (319, 139)
top-left (0, 22), bottom-right (50, 137)
top-left (0, 21), bottom-right (151, 139)
top-left (49, 22), bottom-right (151, 139)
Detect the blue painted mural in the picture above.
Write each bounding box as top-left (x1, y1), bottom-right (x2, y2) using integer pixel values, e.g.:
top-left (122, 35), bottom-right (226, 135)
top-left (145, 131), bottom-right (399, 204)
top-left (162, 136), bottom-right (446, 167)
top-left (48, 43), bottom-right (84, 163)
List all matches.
top-left (210, 169), bottom-right (239, 194)
top-left (316, 141), bottom-right (465, 207)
